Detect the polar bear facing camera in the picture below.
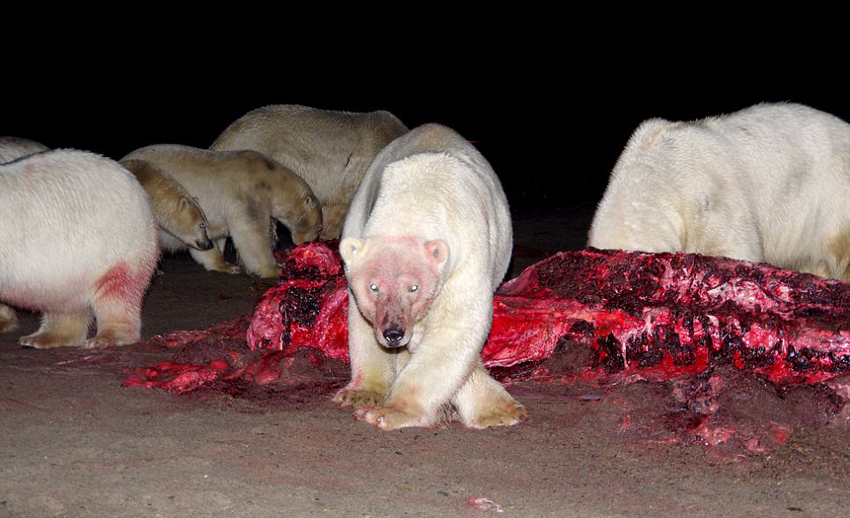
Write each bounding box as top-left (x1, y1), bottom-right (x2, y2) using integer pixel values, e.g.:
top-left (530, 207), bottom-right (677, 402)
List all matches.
top-left (0, 136), bottom-right (49, 163)
top-left (123, 144), bottom-right (322, 278)
top-left (589, 103), bottom-right (850, 280)
top-left (210, 104), bottom-right (408, 240)
top-left (0, 150), bottom-right (158, 347)
top-left (120, 159), bottom-right (213, 253)
top-left (334, 123), bottom-right (527, 430)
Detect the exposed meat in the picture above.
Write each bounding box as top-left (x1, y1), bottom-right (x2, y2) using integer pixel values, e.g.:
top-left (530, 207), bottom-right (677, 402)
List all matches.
top-left (122, 242), bottom-right (850, 453)
top-left (491, 247), bottom-right (850, 385)
top-left (126, 242), bottom-right (850, 392)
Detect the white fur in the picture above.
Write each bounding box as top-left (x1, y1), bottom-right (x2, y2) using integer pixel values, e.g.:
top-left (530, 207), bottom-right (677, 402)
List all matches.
top-left (123, 144), bottom-right (323, 278)
top-left (0, 137), bottom-right (48, 163)
top-left (119, 159), bottom-right (213, 252)
top-left (333, 123), bottom-right (526, 430)
top-left (589, 103), bottom-right (850, 280)
top-left (0, 150), bottom-right (158, 348)
top-left (210, 104), bottom-right (408, 239)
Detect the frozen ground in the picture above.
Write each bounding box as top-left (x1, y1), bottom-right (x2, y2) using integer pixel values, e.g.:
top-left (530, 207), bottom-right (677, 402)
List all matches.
top-left (2, 204), bottom-right (849, 518)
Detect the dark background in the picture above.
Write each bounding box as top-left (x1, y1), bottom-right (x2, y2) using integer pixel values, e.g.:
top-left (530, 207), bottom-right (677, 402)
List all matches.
top-left (4, 55), bottom-right (847, 214)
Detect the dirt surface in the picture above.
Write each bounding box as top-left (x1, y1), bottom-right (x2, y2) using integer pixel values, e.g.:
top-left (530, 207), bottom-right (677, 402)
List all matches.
top-left (3, 205), bottom-right (850, 518)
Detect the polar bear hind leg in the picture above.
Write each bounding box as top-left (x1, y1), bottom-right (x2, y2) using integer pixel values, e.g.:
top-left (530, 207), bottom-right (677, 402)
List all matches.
top-left (0, 304), bottom-right (18, 333)
top-left (84, 263), bottom-right (149, 348)
top-left (785, 226), bottom-right (850, 281)
top-left (826, 226), bottom-right (850, 281)
top-left (20, 310), bottom-right (91, 349)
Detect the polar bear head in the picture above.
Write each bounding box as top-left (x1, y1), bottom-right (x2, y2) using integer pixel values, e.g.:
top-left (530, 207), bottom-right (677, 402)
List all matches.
top-left (339, 235), bottom-right (449, 349)
top-left (120, 159), bottom-right (213, 251)
top-left (282, 193), bottom-right (323, 245)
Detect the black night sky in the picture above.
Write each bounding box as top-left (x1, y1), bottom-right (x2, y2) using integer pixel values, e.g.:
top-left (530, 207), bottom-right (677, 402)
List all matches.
top-left (5, 50), bottom-right (848, 216)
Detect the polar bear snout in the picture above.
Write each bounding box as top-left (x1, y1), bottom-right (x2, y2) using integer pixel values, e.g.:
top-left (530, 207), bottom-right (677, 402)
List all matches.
top-left (193, 236), bottom-right (214, 251)
top-left (381, 325), bottom-right (407, 348)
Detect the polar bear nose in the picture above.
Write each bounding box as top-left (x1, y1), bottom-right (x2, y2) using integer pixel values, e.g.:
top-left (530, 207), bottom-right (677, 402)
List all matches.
top-left (196, 238), bottom-right (214, 251)
top-left (382, 327), bottom-right (405, 348)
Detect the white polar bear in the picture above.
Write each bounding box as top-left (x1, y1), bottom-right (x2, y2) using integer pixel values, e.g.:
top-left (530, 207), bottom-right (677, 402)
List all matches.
top-left (589, 102), bottom-right (850, 280)
top-left (0, 137), bottom-right (48, 163)
top-left (0, 150), bottom-right (158, 347)
top-left (120, 159), bottom-right (213, 253)
top-left (123, 144), bottom-right (323, 278)
top-left (210, 104), bottom-right (408, 240)
top-left (333, 123), bottom-right (527, 430)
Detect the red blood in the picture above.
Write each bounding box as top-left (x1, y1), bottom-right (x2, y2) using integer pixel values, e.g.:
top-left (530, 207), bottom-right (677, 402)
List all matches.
top-left (93, 262), bottom-right (149, 305)
top-left (123, 360), bottom-right (230, 394)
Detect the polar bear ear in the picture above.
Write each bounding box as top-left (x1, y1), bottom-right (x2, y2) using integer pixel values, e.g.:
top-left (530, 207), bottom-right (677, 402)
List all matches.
top-left (304, 195), bottom-right (316, 209)
top-left (424, 239), bottom-right (449, 268)
top-left (339, 237), bottom-right (366, 265)
top-left (178, 197), bottom-right (190, 210)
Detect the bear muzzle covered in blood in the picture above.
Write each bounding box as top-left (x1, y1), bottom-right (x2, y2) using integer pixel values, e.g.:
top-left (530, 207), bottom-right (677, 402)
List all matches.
top-left (340, 235), bottom-right (447, 349)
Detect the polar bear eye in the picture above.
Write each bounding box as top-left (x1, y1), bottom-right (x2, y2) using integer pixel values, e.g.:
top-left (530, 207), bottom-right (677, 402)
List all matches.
top-left (410, 284), bottom-right (419, 292)
top-left (369, 283), bottom-right (379, 293)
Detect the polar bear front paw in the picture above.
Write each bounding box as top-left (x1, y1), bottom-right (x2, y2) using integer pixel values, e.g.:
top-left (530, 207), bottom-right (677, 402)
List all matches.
top-left (332, 388), bottom-right (386, 408)
top-left (213, 262), bottom-right (242, 275)
top-left (353, 405), bottom-right (425, 430)
top-left (19, 332), bottom-right (78, 349)
top-left (465, 399), bottom-right (528, 429)
top-left (257, 265), bottom-right (283, 278)
top-left (82, 328), bottom-right (139, 349)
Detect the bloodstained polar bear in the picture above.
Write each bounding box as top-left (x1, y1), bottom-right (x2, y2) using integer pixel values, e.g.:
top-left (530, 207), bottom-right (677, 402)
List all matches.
top-left (589, 103), bottom-right (850, 280)
top-left (334, 123), bottom-right (527, 430)
top-left (0, 150), bottom-right (158, 348)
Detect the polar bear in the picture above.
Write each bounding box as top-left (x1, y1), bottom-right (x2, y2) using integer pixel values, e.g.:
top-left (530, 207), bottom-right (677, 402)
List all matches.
top-left (122, 144), bottom-right (322, 278)
top-left (0, 137), bottom-right (48, 163)
top-left (0, 150), bottom-right (158, 348)
top-left (120, 159), bottom-right (213, 252)
top-left (589, 102), bottom-right (850, 280)
top-left (210, 104), bottom-right (408, 240)
top-left (333, 123), bottom-right (527, 430)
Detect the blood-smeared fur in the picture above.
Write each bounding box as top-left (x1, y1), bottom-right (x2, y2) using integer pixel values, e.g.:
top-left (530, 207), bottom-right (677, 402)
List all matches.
top-left (0, 150), bottom-right (158, 348)
top-left (334, 124), bottom-right (526, 430)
